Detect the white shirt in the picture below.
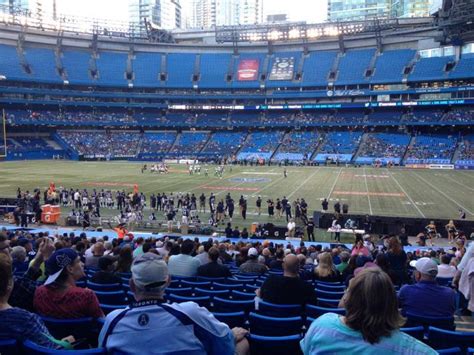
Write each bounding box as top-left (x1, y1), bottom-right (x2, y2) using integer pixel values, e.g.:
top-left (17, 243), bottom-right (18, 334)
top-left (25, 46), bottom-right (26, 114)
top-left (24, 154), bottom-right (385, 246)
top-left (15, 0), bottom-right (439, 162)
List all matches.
top-left (437, 264), bottom-right (457, 278)
top-left (287, 221), bottom-right (296, 231)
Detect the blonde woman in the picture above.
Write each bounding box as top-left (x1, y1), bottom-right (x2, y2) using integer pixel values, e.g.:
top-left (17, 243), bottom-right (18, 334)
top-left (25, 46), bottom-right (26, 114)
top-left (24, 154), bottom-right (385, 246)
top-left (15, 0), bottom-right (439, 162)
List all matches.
top-left (314, 252), bottom-right (341, 282)
top-left (445, 220), bottom-right (457, 244)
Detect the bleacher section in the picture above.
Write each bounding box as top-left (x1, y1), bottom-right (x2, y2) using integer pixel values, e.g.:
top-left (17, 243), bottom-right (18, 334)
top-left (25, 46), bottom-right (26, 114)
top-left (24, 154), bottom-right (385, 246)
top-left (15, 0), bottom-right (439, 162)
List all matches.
top-left (273, 131), bottom-right (320, 162)
top-left (455, 134), bottom-right (474, 167)
top-left (168, 131), bottom-right (210, 156)
top-left (405, 134), bottom-right (457, 164)
top-left (237, 131), bottom-right (284, 161)
top-left (62, 49), bottom-right (94, 84)
top-left (5, 135), bottom-right (64, 160)
top-left (314, 131), bottom-right (362, 163)
top-left (356, 133), bottom-right (410, 165)
top-left (409, 56), bottom-right (454, 82)
top-left (96, 52), bottom-right (128, 86)
top-left (371, 49), bottom-right (416, 84)
top-left (23, 47), bottom-right (61, 83)
top-left (449, 53), bottom-right (474, 80)
top-left (199, 53), bottom-right (231, 89)
top-left (0, 44), bottom-right (29, 81)
top-left (138, 132), bottom-right (177, 160)
top-left (200, 132), bottom-right (247, 158)
top-left (336, 49), bottom-right (375, 85)
top-left (302, 51), bottom-right (337, 87)
top-left (166, 53), bottom-right (196, 88)
top-left (132, 52), bottom-right (162, 87)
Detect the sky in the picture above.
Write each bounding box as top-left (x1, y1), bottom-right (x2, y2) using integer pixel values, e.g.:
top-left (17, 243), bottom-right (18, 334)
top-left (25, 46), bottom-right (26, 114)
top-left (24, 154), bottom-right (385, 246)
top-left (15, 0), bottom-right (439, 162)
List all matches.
top-left (49, 0), bottom-right (328, 25)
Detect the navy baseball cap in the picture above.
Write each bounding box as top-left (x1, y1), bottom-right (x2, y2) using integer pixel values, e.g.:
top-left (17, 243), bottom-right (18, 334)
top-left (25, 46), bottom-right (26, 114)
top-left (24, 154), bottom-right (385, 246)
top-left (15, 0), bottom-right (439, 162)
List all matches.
top-left (44, 249), bottom-right (78, 285)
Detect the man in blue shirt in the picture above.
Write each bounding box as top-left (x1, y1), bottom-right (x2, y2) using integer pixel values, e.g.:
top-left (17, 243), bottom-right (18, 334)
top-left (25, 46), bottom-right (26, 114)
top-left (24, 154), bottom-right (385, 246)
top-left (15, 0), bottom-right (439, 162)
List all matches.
top-left (398, 257), bottom-right (456, 318)
top-left (99, 252), bottom-right (249, 354)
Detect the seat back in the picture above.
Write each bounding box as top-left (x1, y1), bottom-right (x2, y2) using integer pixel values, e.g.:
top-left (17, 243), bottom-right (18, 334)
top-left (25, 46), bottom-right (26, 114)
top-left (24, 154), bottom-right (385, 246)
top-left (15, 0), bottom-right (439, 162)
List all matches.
top-left (94, 290), bottom-right (127, 305)
top-left (213, 297), bottom-right (255, 313)
top-left (248, 334), bottom-right (303, 355)
top-left (194, 287), bottom-right (230, 298)
top-left (40, 317), bottom-right (96, 341)
top-left (314, 283), bottom-right (345, 292)
top-left (317, 297), bottom-right (341, 308)
top-left (167, 294), bottom-right (211, 308)
top-left (181, 280), bottom-right (212, 289)
top-left (212, 311), bottom-right (247, 328)
top-left (100, 304), bottom-right (127, 315)
top-left (164, 287), bottom-right (193, 297)
top-left (315, 289), bottom-right (345, 300)
top-left (0, 339), bottom-right (18, 355)
top-left (213, 282), bottom-right (244, 290)
top-left (257, 300), bottom-right (302, 317)
top-left (23, 340), bottom-right (106, 354)
top-left (428, 326), bottom-right (474, 352)
top-left (405, 312), bottom-right (455, 331)
top-left (436, 348), bottom-right (462, 354)
top-left (305, 304), bottom-right (345, 318)
top-left (232, 290), bottom-right (256, 300)
top-left (436, 277), bottom-right (453, 287)
top-left (249, 312), bottom-right (303, 336)
top-left (87, 282), bottom-right (122, 292)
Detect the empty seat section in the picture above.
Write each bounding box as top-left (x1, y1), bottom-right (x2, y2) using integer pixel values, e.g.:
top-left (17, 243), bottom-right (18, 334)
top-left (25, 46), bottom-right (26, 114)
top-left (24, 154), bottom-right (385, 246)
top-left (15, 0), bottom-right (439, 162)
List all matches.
top-left (409, 55), bottom-right (454, 82)
top-left (96, 52), bottom-right (128, 86)
top-left (166, 53), bottom-right (195, 88)
top-left (23, 47), bottom-right (61, 83)
top-left (0, 44), bottom-right (29, 81)
top-left (371, 49), bottom-right (416, 84)
top-left (405, 134), bottom-right (457, 164)
top-left (199, 53), bottom-right (231, 88)
top-left (133, 52), bottom-right (162, 87)
top-left (138, 132), bottom-right (177, 159)
top-left (273, 131), bottom-right (319, 162)
top-left (237, 131), bottom-right (284, 161)
top-left (200, 132), bottom-right (247, 158)
top-left (449, 53), bottom-right (474, 80)
top-left (62, 49), bottom-right (94, 84)
top-left (301, 51), bottom-right (337, 87)
top-left (336, 49), bottom-right (375, 85)
top-left (168, 131), bottom-right (209, 156)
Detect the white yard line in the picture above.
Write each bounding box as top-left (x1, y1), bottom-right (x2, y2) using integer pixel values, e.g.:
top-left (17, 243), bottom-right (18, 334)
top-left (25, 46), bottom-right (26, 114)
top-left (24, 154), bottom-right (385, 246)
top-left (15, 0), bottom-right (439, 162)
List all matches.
top-left (388, 171), bottom-right (426, 218)
top-left (413, 172), bottom-right (474, 216)
top-left (287, 168), bottom-right (320, 199)
top-left (326, 167), bottom-right (343, 200)
top-left (442, 174), bottom-right (474, 192)
top-left (363, 167), bottom-right (373, 215)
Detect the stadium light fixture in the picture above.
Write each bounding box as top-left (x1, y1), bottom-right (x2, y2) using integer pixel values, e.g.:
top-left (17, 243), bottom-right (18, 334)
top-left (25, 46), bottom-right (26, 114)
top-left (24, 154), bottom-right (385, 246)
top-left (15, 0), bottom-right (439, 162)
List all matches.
top-left (306, 28), bottom-right (321, 38)
top-left (268, 30), bottom-right (281, 41)
top-left (289, 28), bottom-right (300, 39)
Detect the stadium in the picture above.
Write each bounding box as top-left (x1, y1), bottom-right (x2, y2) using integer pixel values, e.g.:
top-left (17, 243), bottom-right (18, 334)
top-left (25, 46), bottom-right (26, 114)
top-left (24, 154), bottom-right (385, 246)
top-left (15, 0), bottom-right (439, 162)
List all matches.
top-left (0, 0), bottom-right (473, 353)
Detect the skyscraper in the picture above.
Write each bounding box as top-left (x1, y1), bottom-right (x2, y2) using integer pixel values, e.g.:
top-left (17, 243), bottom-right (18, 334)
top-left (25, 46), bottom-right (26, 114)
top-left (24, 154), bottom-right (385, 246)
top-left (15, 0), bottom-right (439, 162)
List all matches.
top-left (129, 0), bottom-right (181, 34)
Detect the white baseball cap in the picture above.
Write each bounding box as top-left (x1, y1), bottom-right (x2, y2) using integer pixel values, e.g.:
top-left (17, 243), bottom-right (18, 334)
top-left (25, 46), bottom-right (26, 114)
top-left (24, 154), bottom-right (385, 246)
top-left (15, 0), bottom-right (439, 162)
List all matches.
top-left (409, 257), bottom-right (438, 276)
top-left (248, 247), bottom-right (258, 257)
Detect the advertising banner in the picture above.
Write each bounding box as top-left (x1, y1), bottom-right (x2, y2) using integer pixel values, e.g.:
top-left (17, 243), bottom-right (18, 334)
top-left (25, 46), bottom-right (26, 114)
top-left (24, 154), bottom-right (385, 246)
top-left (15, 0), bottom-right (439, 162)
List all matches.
top-left (237, 59), bottom-right (259, 81)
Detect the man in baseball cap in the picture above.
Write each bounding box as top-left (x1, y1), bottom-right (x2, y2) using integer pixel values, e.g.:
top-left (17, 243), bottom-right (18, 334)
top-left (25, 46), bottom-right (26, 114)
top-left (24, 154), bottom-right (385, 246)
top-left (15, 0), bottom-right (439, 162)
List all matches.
top-left (99, 252), bottom-right (249, 354)
top-left (398, 257), bottom-right (456, 319)
top-left (239, 247), bottom-right (268, 275)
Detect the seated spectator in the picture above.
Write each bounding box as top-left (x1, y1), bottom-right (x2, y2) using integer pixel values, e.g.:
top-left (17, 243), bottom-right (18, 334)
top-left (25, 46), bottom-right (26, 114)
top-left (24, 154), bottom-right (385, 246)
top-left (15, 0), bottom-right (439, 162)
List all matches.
top-left (115, 246), bottom-right (133, 273)
top-left (314, 252), bottom-right (341, 282)
top-left (239, 248), bottom-right (268, 275)
top-left (90, 256), bottom-right (122, 284)
top-left (85, 242), bottom-right (105, 269)
top-left (268, 248), bottom-right (284, 270)
top-left (259, 254), bottom-right (317, 305)
top-left (351, 240), bottom-right (370, 257)
top-left (99, 253), bottom-right (249, 354)
top-left (437, 254), bottom-right (457, 279)
top-left (336, 252), bottom-right (350, 274)
top-left (34, 248), bottom-right (104, 319)
top-left (167, 239), bottom-right (201, 277)
top-left (301, 268), bottom-right (436, 354)
top-left (11, 246), bottom-right (28, 274)
top-left (197, 247), bottom-right (232, 278)
top-left (0, 254), bottom-right (72, 349)
top-left (398, 257), bottom-right (456, 318)
top-left (194, 242), bottom-right (212, 266)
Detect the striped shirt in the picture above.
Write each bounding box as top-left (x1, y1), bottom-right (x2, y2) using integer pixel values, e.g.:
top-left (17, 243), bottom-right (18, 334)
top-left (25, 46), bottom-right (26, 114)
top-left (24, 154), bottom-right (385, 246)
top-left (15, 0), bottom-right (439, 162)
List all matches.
top-left (301, 313), bottom-right (436, 355)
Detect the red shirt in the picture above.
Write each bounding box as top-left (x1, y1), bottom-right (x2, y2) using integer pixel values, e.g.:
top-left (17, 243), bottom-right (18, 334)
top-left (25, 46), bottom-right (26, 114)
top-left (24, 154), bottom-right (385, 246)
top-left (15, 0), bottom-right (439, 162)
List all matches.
top-left (34, 285), bottom-right (104, 319)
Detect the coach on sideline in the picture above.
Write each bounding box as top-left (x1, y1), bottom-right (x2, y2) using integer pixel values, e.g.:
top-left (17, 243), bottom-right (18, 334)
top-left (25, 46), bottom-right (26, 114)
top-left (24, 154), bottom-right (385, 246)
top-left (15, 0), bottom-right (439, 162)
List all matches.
top-left (99, 252), bottom-right (249, 354)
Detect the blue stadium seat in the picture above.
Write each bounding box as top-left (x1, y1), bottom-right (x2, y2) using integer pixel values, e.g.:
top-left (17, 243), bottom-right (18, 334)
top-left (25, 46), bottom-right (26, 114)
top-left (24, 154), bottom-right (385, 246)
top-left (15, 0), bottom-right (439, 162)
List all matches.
top-left (76, 281), bottom-right (87, 288)
top-left (213, 282), bottom-right (244, 291)
top-left (164, 287), bottom-right (193, 296)
top-left (194, 287), bottom-right (230, 299)
top-left (317, 298), bottom-right (341, 308)
top-left (180, 280), bottom-right (212, 289)
top-left (249, 312), bottom-right (303, 336)
top-left (436, 277), bottom-right (454, 287)
top-left (248, 334), bottom-right (303, 355)
top-left (314, 289), bottom-right (345, 300)
top-left (232, 290), bottom-right (256, 300)
top-left (400, 326), bottom-right (425, 341)
top-left (23, 340), bottom-right (106, 354)
top-left (127, 291), bottom-right (135, 303)
top-left (405, 312), bottom-right (455, 331)
top-left (197, 276), bottom-right (226, 282)
top-left (167, 294), bottom-right (211, 308)
top-left (87, 282), bottom-right (122, 292)
top-left (468, 347), bottom-right (474, 355)
top-left (428, 327), bottom-right (474, 352)
top-left (212, 311), bottom-right (247, 328)
top-left (40, 317), bottom-right (97, 341)
top-left (94, 290), bottom-right (127, 305)
top-left (305, 304), bottom-right (345, 318)
top-left (0, 339), bottom-right (18, 355)
top-left (256, 300), bottom-right (302, 317)
top-left (314, 283), bottom-right (345, 292)
top-left (213, 297), bottom-right (255, 313)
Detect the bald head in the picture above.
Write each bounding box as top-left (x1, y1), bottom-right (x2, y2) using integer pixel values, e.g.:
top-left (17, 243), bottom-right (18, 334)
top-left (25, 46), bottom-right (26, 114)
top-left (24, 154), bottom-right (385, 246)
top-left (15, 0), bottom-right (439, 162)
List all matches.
top-left (283, 254), bottom-right (299, 275)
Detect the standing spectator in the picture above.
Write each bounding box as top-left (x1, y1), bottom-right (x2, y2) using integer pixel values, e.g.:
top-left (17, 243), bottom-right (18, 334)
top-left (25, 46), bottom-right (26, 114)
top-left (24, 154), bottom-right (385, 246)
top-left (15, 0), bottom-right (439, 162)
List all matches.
top-left (301, 268), bottom-right (436, 354)
top-left (321, 199), bottom-right (328, 212)
top-left (386, 237), bottom-right (407, 286)
top-left (34, 249), bottom-right (104, 319)
top-left (306, 218), bottom-right (315, 242)
top-left (168, 240), bottom-right (200, 277)
top-left (351, 240), bottom-right (370, 257)
top-left (398, 258), bottom-right (456, 318)
top-left (259, 254), bottom-right (317, 305)
top-left (287, 218), bottom-right (296, 238)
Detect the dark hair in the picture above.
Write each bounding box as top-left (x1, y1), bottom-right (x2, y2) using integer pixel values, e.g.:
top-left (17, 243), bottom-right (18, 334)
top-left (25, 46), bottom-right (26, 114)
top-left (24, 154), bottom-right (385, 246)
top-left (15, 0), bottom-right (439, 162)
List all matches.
top-left (142, 242), bottom-right (153, 253)
top-left (344, 268), bottom-right (404, 344)
top-left (0, 254), bottom-right (12, 297)
top-left (388, 237), bottom-right (402, 255)
top-left (116, 246), bottom-right (133, 273)
top-left (181, 240), bottom-right (195, 255)
top-left (208, 247), bottom-right (219, 262)
top-left (441, 254), bottom-right (450, 265)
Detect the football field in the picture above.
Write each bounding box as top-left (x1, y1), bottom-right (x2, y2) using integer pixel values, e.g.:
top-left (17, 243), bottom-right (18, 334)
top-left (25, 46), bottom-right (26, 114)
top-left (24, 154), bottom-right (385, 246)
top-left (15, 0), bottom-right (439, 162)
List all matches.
top-left (1, 161), bottom-right (473, 225)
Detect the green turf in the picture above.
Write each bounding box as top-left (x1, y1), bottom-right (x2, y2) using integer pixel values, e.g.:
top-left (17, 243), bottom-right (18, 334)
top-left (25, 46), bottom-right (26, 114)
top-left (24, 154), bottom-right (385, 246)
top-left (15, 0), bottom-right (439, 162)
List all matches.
top-left (0, 161), bottom-right (473, 230)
